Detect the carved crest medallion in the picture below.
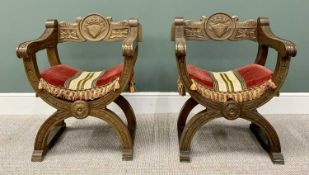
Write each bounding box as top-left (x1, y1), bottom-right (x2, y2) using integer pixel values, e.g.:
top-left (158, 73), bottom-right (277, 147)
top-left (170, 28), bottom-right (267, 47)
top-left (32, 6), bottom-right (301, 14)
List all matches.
top-left (79, 14), bottom-right (110, 41)
top-left (205, 13), bottom-right (236, 40)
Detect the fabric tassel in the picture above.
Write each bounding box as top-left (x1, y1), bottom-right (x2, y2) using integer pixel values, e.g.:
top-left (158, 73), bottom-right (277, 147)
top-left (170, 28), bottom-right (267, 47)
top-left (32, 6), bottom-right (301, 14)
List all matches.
top-left (129, 79), bottom-right (137, 93)
top-left (177, 78), bottom-right (186, 96)
top-left (38, 80), bottom-right (43, 90)
top-left (114, 78), bottom-right (120, 90)
top-left (190, 81), bottom-right (197, 91)
top-left (38, 77), bottom-right (122, 101)
top-left (267, 79), bottom-right (277, 89)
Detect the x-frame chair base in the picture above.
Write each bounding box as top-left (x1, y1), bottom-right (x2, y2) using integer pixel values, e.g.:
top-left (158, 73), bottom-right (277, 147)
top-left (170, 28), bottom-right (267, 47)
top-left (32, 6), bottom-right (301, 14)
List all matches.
top-left (177, 97), bottom-right (284, 164)
top-left (31, 95), bottom-right (136, 162)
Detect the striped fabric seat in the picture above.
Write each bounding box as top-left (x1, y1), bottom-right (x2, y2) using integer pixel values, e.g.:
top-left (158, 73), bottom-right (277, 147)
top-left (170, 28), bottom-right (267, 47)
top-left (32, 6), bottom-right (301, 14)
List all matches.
top-left (211, 71), bottom-right (246, 93)
top-left (178, 64), bottom-right (276, 102)
top-left (38, 64), bottom-right (135, 101)
top-left (65, 71), bottom-right (106, 91)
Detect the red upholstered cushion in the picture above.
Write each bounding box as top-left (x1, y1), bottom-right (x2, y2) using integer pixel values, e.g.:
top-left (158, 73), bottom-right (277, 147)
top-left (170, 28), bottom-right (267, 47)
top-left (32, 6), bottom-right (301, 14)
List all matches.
top-left (41, 64), bottom-right (124, 88)
top-left (41, 64), bottom-right (79, 88)
top-left (187, 64), bottom-right (273, 90)
top-left (96, 64), bottom-right (124, 87)
top-left (235, 64), bottom-right (273, 88)
top-left (187, 64), bottom-right (214, 89)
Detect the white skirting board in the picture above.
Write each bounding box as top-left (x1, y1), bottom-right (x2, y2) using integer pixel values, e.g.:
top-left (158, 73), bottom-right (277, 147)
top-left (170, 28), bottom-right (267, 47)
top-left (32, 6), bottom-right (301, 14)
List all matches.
top-left (0, 92), bottom-right (309, 115)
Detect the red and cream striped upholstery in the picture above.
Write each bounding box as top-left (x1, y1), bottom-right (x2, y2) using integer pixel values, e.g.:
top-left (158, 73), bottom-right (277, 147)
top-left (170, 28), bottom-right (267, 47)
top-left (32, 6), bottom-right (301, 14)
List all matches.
top-left (38, 64), bottom-right (132, 101)
top-left (178, 64), bottom-right (276, 102)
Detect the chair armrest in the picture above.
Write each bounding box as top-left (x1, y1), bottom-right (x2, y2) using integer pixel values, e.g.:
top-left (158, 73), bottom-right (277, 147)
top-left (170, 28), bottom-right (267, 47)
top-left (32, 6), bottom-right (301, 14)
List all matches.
top-left (173, 17), bottom-right (187, 57)
top-left (16, 20), bottom-right (58, 58)
top-left (122, 18), bottom-right (141, 57)
top-left (122, 36), bottom-right (137, 57)
top-left (257, 17), bottom-right (297, 57)
top-left (175, 37), bottom-right (186, 57)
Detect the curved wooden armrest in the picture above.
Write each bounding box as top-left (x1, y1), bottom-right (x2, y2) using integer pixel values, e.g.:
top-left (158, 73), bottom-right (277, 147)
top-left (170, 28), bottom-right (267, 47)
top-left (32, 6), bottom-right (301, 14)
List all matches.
top-left (257, 17), bottom-right (297, 58)
top-left (175, 37), bottom-right (187, 57)
top-left (119, 18), bottom-right (141, 90)
top-left (16, 20), bottom-right (58, 59)
top-left (172, 17), bottom-right (187, 57)
top-left (122, 18), bottom-right (141, 57)
top-left (122, 37), bottom-right (137, 57)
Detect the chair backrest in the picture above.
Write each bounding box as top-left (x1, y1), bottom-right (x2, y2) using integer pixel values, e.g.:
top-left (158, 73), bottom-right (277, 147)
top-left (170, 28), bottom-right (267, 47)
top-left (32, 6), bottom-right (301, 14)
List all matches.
top-left (172, 12), bottom-right (257, 42)
top-left (58, 13), bottom-right (142, 43)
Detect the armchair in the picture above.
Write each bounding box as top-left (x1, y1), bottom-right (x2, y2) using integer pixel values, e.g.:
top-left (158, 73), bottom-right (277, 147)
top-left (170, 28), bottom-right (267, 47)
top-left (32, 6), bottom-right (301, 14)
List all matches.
top-left (171, 13), bottom-right (296, 164)
top-left (16, 14), bottom-right (142, 162)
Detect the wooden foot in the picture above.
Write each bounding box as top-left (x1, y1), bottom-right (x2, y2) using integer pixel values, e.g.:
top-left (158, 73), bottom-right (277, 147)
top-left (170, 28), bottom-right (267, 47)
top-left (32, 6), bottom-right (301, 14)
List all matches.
top-left (32, 110), bottom-right (69, 162)
top-left (31, 150), bottom-right (44, 162)
top-left (122, 149), bottom-right (133, 161)
top-left (247, 112), bottom-right (284, 165)
top-left (270, 152), bottom-right (284, 164)
top-left (32, 122), bottom-right (66, 162)
top-left (180, 150), bottom-right (191, 162)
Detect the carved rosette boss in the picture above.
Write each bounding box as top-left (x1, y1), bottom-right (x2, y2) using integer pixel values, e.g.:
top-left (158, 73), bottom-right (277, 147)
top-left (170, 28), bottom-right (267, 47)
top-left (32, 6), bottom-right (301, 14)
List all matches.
top-left (222, 101), bottom-right (241, 120)
top-left (71, 100), bottom-right (89, 119)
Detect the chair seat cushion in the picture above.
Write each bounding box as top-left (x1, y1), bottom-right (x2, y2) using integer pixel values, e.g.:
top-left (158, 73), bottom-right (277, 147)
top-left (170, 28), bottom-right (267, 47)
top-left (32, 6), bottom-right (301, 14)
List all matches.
top-left (183, 64), bottom-right (276, 102)
top-left (39, 64), bottom-right (125, 101)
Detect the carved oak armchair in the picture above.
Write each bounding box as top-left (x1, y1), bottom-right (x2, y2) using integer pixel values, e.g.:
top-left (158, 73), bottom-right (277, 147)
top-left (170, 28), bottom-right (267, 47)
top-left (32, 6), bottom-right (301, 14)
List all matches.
top-left (16, 14), bottom-right (142, 162)
top-left (171, 13), bottom-right (296, 164)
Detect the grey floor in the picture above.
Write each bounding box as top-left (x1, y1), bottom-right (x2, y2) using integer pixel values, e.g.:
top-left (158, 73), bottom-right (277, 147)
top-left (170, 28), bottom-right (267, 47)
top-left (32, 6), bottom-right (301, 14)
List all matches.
top-left (0, 114), bottom-right (309, 175)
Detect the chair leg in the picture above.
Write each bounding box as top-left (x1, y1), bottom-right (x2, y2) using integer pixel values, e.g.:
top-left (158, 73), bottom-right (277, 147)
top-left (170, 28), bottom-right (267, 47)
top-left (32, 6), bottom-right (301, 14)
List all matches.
top-left (91, 109), bottom-right (134, 161)
top-left (177, 97), bottom-right (199, 139)
top-left (114, 95), bottom-right (136, 142)
top-left (242, 110), bottom-right (284, 164)
top-left (179, 109), bottom-right (220, 162)
top-left (32, 110), bottom-right (70, 162)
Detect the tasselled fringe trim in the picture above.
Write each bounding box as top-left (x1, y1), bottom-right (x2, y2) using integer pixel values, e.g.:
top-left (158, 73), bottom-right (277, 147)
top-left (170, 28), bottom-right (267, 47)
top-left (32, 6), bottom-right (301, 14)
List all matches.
top-left (189, 79), bottom-right (277, 103)
top-left (38, 77), bottom-right (121, 101)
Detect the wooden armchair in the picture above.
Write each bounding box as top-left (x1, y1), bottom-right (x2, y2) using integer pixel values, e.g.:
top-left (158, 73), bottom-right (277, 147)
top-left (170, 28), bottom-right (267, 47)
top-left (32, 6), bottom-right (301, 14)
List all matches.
top-left (171, 13), bottom-right (296, 164)
top-left (16, 14), bottom-right (142, 162)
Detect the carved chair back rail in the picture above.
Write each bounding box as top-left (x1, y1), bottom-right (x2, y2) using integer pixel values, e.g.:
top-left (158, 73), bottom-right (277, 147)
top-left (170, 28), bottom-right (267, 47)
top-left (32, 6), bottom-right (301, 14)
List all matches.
top-left (171, 13), bottom-right (296, 164)
top-left (16, 13), bottom-right (142, 162)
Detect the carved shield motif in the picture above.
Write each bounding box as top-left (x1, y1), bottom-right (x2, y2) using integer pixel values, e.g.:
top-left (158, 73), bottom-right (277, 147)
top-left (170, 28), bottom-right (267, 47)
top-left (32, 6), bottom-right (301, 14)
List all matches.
top-left (205, 13), bottom-right (236, 40)
top-left (87, 24), bottom-right (102, 38)
top-left (79, 14), bottom-right (110, 41)
top-left (212, 23), bottom-right (229, 37)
